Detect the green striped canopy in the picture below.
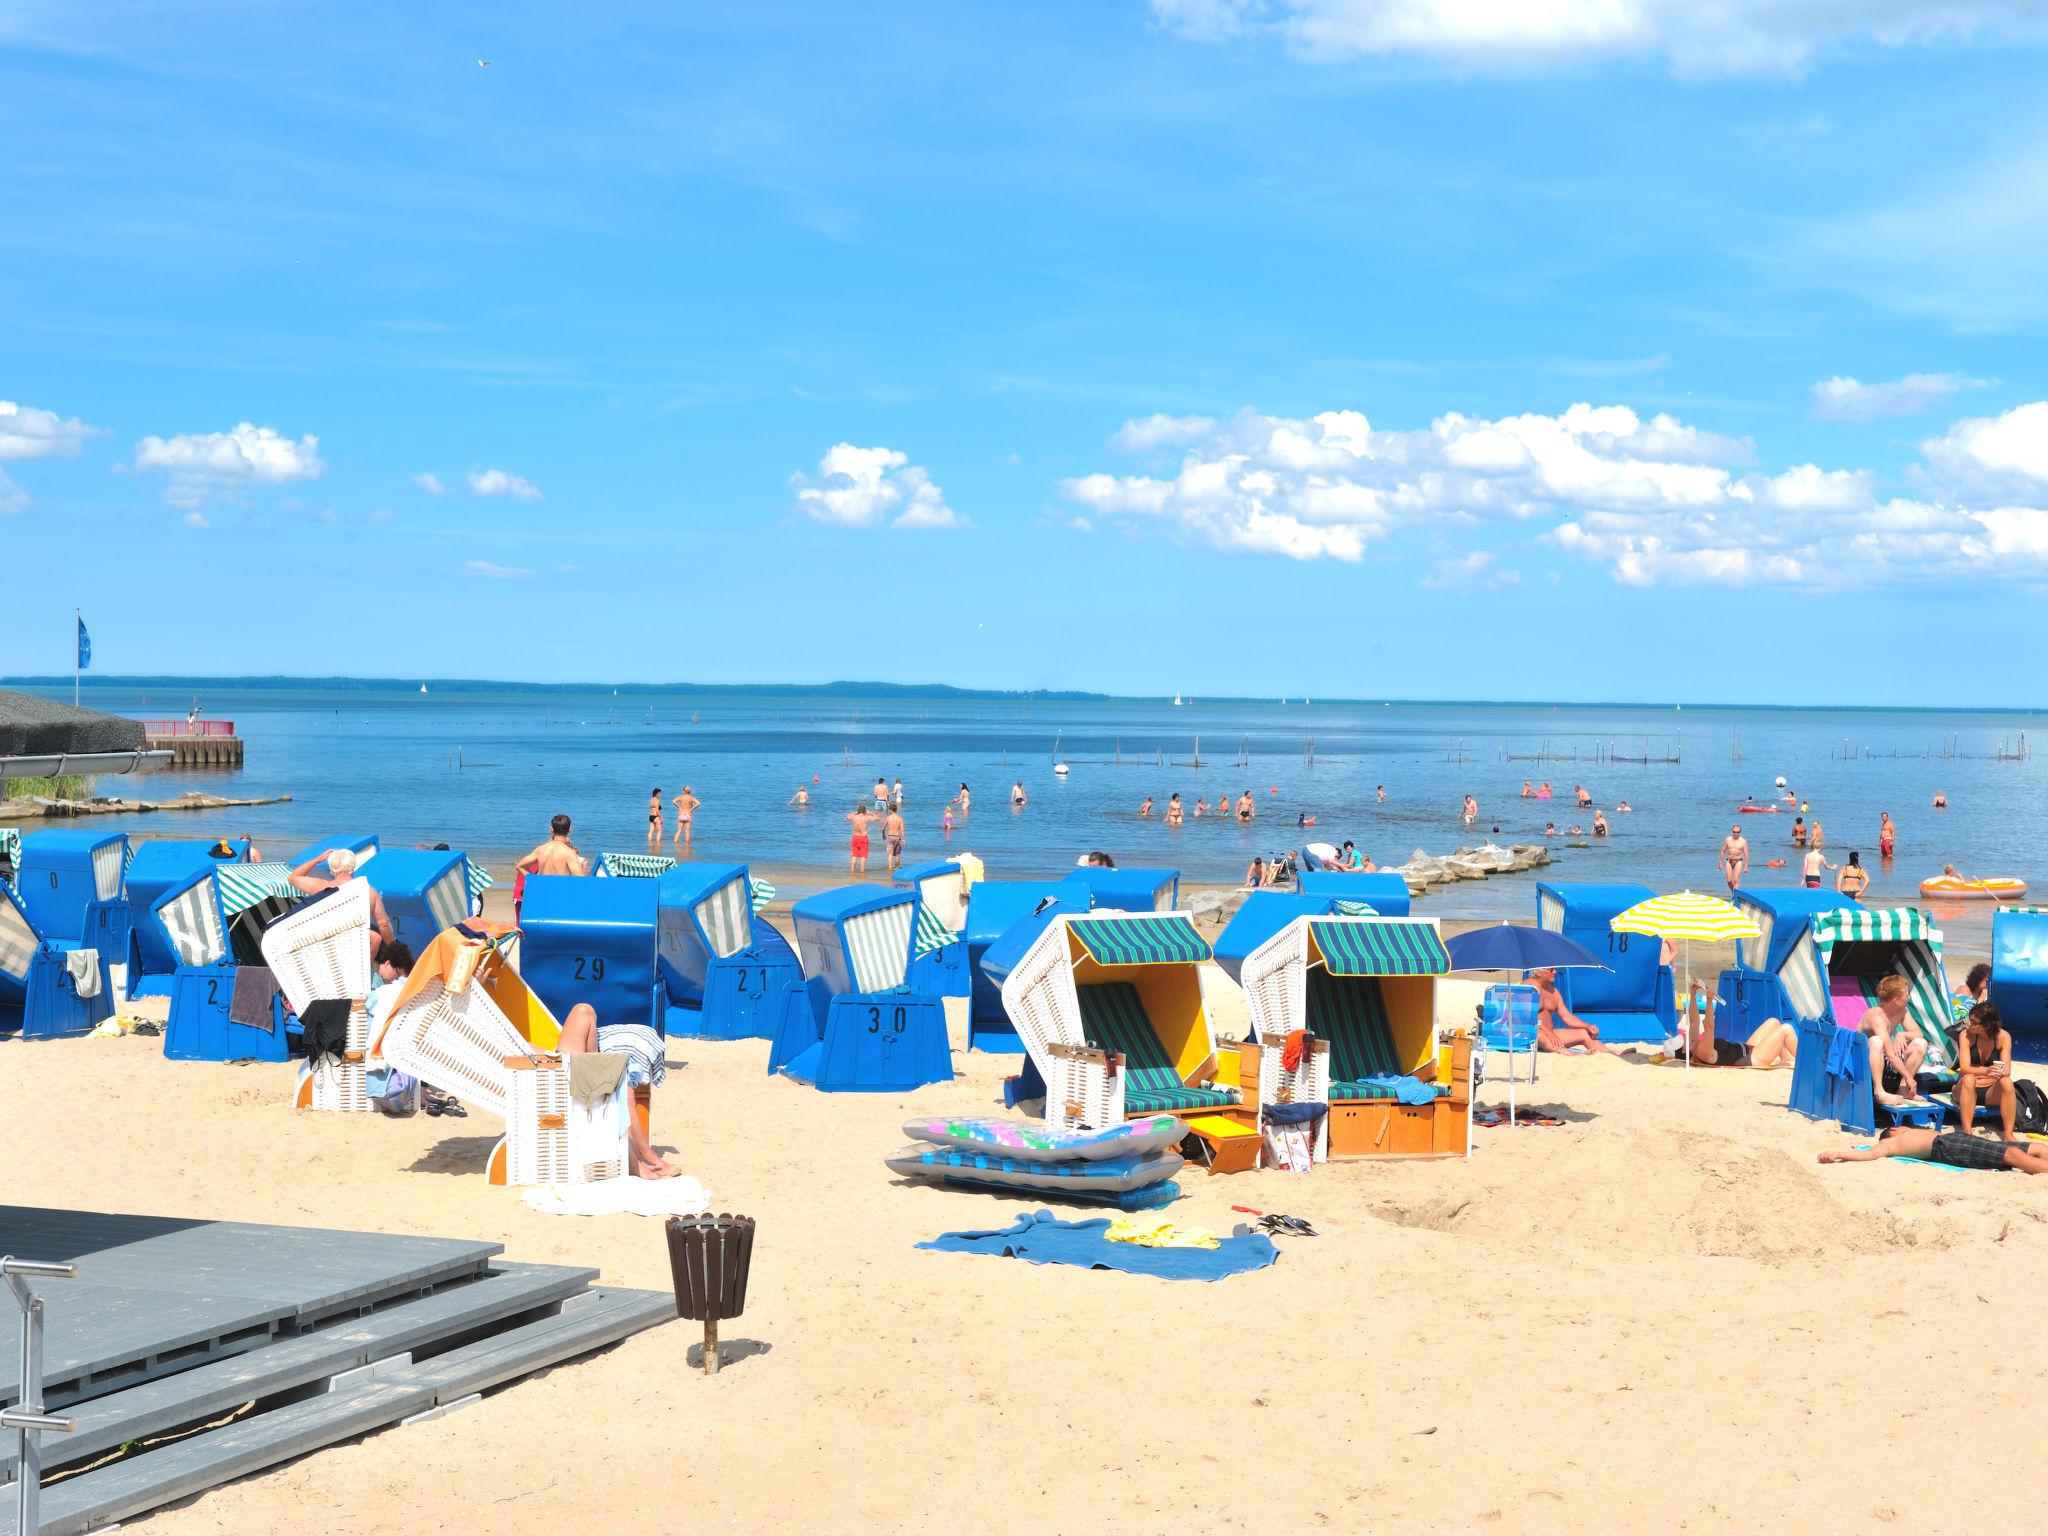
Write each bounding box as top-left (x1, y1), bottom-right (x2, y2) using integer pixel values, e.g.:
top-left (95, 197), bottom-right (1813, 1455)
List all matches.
top-left (1070, 915), bottom-right (1211, 967)
top-left (913, 901), bottom-right (954, 959)
top-left (0, 829), bottom-right (19, 869)
top-left (1332, 899), bottom-right (1378, 917)
top-left (600, 852), bottom-right (676, 878)
top-left (749, 877), bottom-right (775, 912)
top-left (215, 862), bottom-right (301, 917)
top-left (1810, 906), bottom-right (1951, 1066)
top-left (467, 861), bottom-right (495, 899)
top-left (1309, 920), bottom-right (1449, 976)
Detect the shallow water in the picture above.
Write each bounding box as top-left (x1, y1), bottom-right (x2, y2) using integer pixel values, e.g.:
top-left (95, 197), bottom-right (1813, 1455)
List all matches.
top-left (21, 684), bottom-right (2040, 937)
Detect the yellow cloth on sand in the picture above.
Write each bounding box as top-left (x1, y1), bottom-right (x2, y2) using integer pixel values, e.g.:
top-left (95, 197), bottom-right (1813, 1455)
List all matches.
top-left (1104, 1215), bottom-right (1219, 1250)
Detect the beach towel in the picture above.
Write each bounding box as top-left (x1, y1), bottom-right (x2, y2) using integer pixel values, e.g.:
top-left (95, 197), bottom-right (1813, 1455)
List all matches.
top-left (64, 947), bottom-right (101, 1000)
top-left (1825, 1025), bottom-right (1864, 1083)
top-left (229, 965), bottom-right (279, 1030)
top-left (917, 1209), bottom-right (1278, 1281)
top-left (521, 1176), bottom-right (713, 1217)
top-left (597, 1022), bottom-right (667, 1087)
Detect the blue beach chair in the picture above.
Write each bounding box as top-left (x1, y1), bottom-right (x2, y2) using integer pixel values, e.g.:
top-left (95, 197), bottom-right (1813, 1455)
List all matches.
top-left (769, 885), bottom-right (952, 1092)
top-left (0, 877), bottom-right (115, 1039)
top-left (655, 863), bottom-right (800, 1041)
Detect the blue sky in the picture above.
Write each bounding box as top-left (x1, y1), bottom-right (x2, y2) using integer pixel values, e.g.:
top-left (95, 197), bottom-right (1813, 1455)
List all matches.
top-left (3, 1), bottom-right (2046, 704)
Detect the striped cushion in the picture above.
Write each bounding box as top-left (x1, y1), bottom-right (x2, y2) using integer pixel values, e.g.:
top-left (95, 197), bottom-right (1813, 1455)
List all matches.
top-left (1079, 982), bottom-right (1238, 1110)
top-left (1310, 970), bottom-right (1404, 1081)
top-left (1126, 1085), bottom-right (1238, 1113)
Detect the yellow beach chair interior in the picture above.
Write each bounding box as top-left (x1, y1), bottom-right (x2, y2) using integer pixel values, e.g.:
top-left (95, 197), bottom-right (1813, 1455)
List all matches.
top-left (1047, 914), bottom-right (1261, 1173)
top-left (1244, 915), bottom-right (1471, 1160)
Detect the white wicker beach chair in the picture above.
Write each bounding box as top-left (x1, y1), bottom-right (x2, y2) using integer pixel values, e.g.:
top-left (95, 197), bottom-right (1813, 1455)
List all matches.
top-left (260, 880), bottom-right (374, 1012)
top-left (379, 975), bottom-right (625, 1185)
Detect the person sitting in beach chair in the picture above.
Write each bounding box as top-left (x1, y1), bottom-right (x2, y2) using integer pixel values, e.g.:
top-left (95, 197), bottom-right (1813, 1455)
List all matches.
top-left (1673, 982), bottom-right (1797, 1068)
top-left (1856, 976), bottom-right (1928, 1108)
top-left (1526, 966), bottom-right (1619, 1055)
top-left (556, 1003), bottom-right (675, 1179)
top-left (1819, 1126), bottom-right (2048, 1174)
top-left (1955, 1002), bottom-right (2015, 1141)
top-left (289, 845), bottom-right (396, 956)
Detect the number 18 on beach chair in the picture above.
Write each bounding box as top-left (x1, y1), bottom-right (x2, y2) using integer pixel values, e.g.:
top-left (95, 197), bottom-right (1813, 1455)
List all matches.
top-left (374, 930), bottom-right (627, 1185)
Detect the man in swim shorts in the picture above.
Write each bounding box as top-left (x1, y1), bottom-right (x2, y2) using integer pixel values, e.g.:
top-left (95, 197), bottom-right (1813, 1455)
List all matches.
top-left (883, 805), bottom-right (906, 871)
top-left (518, 813), bottom-right (590, 878)
top-left (847, 804), bottom-right (872, 875)
top-left (1819, 1127), bottom-right (2048, 1174)
top-left (1720, 825), bottom-right (1749, 892)
top-left (1857, 975), bottom-right (1927, 1106)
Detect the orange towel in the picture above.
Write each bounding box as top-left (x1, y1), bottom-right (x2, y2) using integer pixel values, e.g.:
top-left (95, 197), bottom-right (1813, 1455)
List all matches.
top-left (1281, 1029), bottom-right (1308, 1073)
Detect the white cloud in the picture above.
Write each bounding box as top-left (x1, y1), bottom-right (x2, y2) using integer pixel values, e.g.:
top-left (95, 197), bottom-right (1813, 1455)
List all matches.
top-left (131, 422), bottom-right (324, 508)
top-left (369, 507), bottom-right (395, 524)
top-left (791, 444), bottom-right (967, 531)
top-left (1812, 373), bottom-right (1986, 421)
top-left (181, 511), bottom-right (210, 529)
top-left (0, 399), bottom-right (107, 513)
top-left (1113, 413), bottom-right (1221, 452)
top-left (468, 468), bottom-right (541, 500)
top-left (1922, 401), bottom-right (2048, 489)
top-left (1065, 396), bottom-right (2048, 587)
top-left (463, 559), bottom-right (535, 579)
top-left (1148, 0), bottom-right (2048, 74)
top-left (0, 400), bottom-right (105, 462)
top-left (412, 471), bottom-right (448, 495)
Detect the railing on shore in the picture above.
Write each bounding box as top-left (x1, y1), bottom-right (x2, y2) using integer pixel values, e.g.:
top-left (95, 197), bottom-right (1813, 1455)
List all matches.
top-left (139, 719), bottom-right (236, 737)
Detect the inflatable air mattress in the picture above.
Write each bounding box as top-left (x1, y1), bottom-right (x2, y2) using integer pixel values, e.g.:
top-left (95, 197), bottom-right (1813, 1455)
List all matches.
top-left (900, 1113), bottom-right (1183, 1162)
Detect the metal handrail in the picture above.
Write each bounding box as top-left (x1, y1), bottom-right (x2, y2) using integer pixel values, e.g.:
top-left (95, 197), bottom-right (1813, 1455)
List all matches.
top-left (3, 1257), bottom-right (78, 1536)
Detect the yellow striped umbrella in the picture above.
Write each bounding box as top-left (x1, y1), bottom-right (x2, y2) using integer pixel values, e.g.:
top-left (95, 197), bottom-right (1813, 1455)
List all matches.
top-left (1610, 891), bottom-right (1759, 944)
top-left (1610, 892), bottom-right (1758, 1069)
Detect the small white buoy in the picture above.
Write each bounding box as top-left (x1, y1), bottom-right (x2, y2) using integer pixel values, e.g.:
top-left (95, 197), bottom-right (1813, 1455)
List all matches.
top-left (1053, 763), bottom-right (1069, 776)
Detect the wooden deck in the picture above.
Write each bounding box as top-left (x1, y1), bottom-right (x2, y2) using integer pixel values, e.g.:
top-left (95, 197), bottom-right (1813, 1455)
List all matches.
top-left (0, 1205), bottom-right (672, 1534)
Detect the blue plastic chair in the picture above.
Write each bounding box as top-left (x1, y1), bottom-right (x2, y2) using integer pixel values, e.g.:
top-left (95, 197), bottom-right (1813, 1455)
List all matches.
top-left (1478, 983), bottom-right (1541, 1116)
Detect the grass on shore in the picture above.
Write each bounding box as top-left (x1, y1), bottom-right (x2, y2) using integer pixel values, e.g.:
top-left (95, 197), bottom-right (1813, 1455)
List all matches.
top-left (0, 774), bottom-right (100, 801)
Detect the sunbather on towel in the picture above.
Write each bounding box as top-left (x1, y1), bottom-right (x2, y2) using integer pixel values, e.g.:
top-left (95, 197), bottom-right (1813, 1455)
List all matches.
top-left (1856, 976), bottom-right (1927, 1107)
top-left (1819, 1127), bottom-right (2048, 1174)
top-left (556, 1003), bottom-right (676, 1179)
top-left (1673, 983), bottom-right (1797, 1068)
top-left (1525, 967), bottom-right (1618, 1055)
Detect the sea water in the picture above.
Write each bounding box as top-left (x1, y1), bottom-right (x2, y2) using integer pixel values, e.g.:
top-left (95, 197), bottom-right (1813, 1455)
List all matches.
top-left (18, 684), bottom-right (2042, 928)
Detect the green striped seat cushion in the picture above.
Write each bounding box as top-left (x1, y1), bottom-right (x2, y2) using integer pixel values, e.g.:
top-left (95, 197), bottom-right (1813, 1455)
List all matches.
top-left (1309, 970), bottom-right (1405, 1082)
top-left (1079, 982), bottom-right (1237, 1113)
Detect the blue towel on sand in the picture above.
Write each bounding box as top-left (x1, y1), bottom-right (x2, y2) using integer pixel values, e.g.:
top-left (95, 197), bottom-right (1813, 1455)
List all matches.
top-left (917, 1209), bottom-right (1279, 1281)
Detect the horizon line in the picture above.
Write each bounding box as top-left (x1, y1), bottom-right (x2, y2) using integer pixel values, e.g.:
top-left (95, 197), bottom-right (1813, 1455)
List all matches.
top-left (4, 675), bottom-right (2043, 717)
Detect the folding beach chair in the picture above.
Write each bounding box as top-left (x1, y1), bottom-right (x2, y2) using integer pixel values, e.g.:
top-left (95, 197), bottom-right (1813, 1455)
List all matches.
top-left (375, 935), bottom-right (628, 1185)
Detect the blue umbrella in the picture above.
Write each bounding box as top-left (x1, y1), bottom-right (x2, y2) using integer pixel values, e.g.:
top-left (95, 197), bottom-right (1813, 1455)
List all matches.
top-left (1445, 923), bottom-right (1606, 974)
top-left (1444, 924), bottom-right (1607, 1126)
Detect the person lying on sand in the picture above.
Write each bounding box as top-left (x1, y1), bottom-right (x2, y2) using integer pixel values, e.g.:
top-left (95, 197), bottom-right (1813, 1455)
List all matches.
top-left (1820, 1127), bottom-right (2048, 1174)
top-left (555, 1003), bottom-right (675, 1179)
top-left (1673, 983), bottom-right (1796, 1067)
top-left (1525, 967), bottom-right (1618, 1055)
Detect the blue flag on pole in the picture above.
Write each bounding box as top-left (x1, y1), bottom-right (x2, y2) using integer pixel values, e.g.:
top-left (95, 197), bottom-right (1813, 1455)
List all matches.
top-left (77, 615), bottom-right (91, 670)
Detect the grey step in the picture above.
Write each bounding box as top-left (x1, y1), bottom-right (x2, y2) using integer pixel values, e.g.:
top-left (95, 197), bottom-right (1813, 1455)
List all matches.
top-left (0, 1207), bottom-right (501, 1407)
top-left (0, 1264), bottom-right (596, 1482)
top-left (14, 1289), bottom-right (674, 1536)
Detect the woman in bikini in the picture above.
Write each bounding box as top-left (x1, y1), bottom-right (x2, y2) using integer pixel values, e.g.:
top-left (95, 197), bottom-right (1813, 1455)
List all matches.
top-left (1837, 850), bottom-right (1869, 896)
top-left (647, 788), bottom-right (663, 851)
top-left (1165, 793), bottom-right (1184, 827)
top-left (671, 786), bottom-right (701, 850)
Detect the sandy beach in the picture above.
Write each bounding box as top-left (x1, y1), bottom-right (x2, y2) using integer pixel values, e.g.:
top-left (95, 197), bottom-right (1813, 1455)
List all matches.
top-left (5, 889), bottom-right (2031, 1536)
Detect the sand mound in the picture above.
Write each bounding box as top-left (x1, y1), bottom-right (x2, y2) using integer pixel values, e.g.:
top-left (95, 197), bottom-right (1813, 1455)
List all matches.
top-left (1365, 1126), bottom-right (1959, 1265)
